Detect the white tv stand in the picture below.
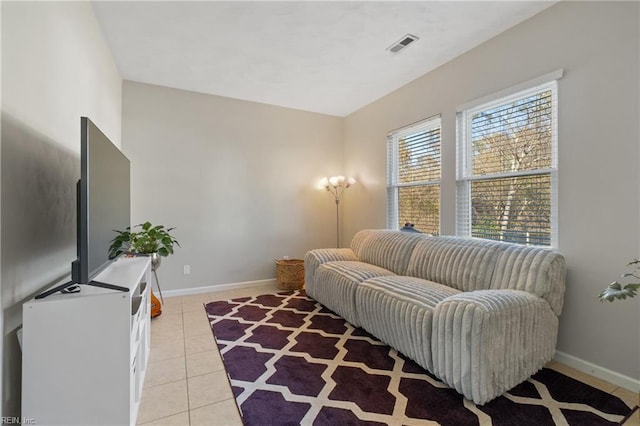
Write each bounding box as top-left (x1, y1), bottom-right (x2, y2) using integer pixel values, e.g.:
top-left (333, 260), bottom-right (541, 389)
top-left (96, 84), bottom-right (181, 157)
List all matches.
top-left (22, 256), bottom-right (152, 426)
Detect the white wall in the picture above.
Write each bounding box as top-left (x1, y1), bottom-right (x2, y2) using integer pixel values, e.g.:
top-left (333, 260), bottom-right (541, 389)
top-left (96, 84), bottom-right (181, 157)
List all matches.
top-left (1, 1), bottom-right (122, 416)
top-left (122, 81), bottom-right (344, 292)
top-left (343, 1), bottom-right (640, 384)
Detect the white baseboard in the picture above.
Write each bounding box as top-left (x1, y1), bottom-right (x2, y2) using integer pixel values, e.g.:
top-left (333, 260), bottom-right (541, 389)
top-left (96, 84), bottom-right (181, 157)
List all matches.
top-left (162, 278), bottom-right (278, 298)
top-left (554, 350), bottom-right (640, 393)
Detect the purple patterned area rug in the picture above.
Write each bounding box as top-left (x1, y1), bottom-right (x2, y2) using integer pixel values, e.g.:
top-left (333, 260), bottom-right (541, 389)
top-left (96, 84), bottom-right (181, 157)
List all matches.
top-left (204, 290), bottom-right (634, 425)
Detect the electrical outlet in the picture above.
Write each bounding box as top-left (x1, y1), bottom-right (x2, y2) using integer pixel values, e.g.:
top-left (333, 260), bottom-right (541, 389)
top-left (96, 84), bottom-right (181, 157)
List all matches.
top-left (283, 255), bottom-right (289, 260)
top-left (183, 265), bottom-right (191, 275)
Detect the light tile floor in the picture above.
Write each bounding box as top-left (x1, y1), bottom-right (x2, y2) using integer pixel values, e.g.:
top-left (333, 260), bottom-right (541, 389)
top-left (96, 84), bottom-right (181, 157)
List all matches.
top-left (137, 283), bottom-right (640, 425)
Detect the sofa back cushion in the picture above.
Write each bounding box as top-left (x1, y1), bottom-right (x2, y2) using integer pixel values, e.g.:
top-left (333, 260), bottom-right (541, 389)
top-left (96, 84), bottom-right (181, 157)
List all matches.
top-left (406, 236), bottom-right (505, 292)
top-left (351, 229), bottom-right (428, 275)
top-left (490, 245), bottom-right (566, 315)
top-left (350, 229), bottom-right (374, 258)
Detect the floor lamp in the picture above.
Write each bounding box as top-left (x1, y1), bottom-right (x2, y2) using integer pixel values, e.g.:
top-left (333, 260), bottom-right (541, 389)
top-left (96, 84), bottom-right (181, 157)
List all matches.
top-left (321, 175), bottom-right (356, 248)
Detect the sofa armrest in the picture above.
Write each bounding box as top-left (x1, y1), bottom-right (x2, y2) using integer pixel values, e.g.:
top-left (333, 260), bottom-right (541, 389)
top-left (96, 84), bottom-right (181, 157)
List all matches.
top-left (304, 248), bottom-right (357, 294)
top-left (431, 289), bottom-right (559, 405)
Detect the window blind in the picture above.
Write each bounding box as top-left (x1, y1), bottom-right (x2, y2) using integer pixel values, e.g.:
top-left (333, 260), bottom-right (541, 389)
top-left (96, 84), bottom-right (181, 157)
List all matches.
top-left (457, 81), bottom-right (558, 247)
top-left (388, 116), bottom-right (441, 234)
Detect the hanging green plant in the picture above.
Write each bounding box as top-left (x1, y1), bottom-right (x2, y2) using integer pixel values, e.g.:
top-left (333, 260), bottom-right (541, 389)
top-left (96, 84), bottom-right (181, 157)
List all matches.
top-left (599, 259), bottom-right (640, 302)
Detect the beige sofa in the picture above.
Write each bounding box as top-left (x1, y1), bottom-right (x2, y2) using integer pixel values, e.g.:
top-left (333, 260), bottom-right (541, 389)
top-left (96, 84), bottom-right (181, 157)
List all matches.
top-left (304, 229), bottom-right (566, 405)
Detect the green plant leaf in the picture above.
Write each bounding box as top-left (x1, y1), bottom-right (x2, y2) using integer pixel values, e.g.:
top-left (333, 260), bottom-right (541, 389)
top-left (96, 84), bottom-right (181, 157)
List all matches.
top-left (599, 281), bottom-right (639, 302)
top-left (110, 221), bottom-right (179, 257)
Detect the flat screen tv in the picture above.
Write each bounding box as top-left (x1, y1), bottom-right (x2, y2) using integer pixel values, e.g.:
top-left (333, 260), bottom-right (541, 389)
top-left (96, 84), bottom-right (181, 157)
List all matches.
top-left (36, 117), bottom-right (131, 299)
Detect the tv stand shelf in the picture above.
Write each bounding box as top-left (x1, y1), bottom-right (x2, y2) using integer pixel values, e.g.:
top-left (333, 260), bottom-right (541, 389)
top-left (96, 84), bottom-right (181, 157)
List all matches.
top-left (22, 256), bottom-right (152, 426)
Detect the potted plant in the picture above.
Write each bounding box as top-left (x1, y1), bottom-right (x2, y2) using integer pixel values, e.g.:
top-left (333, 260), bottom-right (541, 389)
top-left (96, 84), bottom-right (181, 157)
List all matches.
top-left (109, 221), bottom-right (179, 266)
top-left (109, 222), bottom-right (179, 316)
top-left (599, 259), bottom-right (640, 302)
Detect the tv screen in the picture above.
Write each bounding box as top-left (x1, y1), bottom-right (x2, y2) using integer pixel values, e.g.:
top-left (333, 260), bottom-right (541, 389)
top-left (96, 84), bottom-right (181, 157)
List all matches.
top-left (73, 117), bottom-right (131, 284)
top-left (36, 117), bottom-right (131, 299)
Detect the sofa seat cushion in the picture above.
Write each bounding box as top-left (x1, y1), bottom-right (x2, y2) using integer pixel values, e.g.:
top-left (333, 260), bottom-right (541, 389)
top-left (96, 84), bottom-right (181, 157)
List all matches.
top-left (313, 261), bottom-right (395, 327)
top-left (355, 276), bottom-right (460, 371)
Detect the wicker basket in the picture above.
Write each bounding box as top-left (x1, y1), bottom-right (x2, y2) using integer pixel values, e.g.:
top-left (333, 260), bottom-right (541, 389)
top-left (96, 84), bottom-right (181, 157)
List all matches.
top-left (275, 259), bottom-right (305, 290)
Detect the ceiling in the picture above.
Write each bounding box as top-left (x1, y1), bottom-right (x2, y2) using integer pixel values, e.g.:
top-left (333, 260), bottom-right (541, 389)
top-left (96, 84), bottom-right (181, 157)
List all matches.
top-left (92, 1), bottom-right (555, 117)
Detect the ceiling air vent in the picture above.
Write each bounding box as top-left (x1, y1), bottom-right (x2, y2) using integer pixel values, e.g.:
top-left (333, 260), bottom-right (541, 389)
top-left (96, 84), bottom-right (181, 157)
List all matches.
top-left (386, 34), bottom-right (419, 53)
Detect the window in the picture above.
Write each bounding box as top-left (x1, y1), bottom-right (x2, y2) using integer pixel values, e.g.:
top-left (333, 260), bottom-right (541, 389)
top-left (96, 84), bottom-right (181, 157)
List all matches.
top-left (457, 81), bottom-right (558, 246)
top-left (387, 116), bottom-right (441, 234)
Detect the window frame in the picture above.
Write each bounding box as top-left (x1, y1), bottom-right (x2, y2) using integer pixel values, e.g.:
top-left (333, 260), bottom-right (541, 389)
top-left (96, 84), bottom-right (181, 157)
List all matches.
top-left (456, 79), bottom-right (559, 247)
top-left (387, 115), bottom-right (442, 233)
